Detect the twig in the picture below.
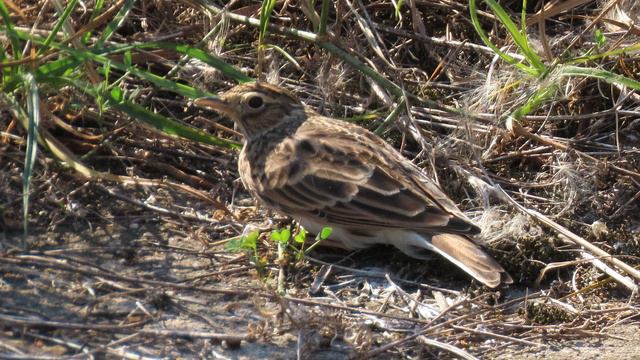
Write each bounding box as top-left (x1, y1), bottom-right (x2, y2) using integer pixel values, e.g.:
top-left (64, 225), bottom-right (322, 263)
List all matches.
top-left (0, 315), bottom-right (252, 341)
top-left (306, 256), bottom-right (460, 294)
top-left (1, 255), bottom-right (258, 297)
top-left (282, 296), bottom-right (433, 325)
top-left (94, 183), bottom-right (224, 224)
top-left (137, 328), bottom-right (252, 341)
top-left (364, 296), bottom-right (470, 357)
top-left (580, 252), bottom-right (638, 294)
top-left (416, 336), bottom-right (479, 360)
top-left (0, 313), bottom-right (148, 332)
top-left (201, 3), bottom-right (455, 113)
top-left (451, 325), bottom-right (547, 348)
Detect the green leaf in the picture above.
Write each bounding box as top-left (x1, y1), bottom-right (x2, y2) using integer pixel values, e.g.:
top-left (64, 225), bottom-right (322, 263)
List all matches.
top-left (294, 227), bottom-right (307, 243)
top-left (319, 227), bottom-right (332, 240)
top-left (281, 228), bottom-right (291, 242)
top-left (226, 236), bottom-right (243, 251)
top-left (242, 230), bottom-right (260, 249)
top-left (227, 230), bottom-right (260, 252)
top-left (270, 228), bottom-right (291, 244)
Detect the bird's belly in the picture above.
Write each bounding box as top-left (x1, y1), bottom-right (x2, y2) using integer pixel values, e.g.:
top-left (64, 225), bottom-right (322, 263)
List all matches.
top-left (298, 217), bottom-right (422, 252)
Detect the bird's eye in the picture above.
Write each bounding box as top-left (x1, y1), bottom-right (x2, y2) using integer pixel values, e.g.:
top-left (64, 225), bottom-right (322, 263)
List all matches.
top-left (247, 96), bottom-right (264, 109)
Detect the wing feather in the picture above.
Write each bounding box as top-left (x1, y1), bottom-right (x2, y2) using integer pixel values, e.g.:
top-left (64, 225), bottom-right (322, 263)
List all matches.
top-left (256, 118), bottom-right (479, 234)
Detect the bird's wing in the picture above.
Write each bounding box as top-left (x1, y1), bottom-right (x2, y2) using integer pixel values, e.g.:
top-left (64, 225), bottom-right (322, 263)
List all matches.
top-left (257, 118), bottom-right (479, 234)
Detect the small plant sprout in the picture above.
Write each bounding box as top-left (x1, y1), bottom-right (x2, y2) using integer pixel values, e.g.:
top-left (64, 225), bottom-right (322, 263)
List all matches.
top-left (594, 29), bottom-right (606, 47)
top-left (293, 227), bottom-right (308, 244)
top-left (293, 226), bottom-right (308, 262)
top-left (270, 228), bottom-right (291, 244)
top-left (226, 228), bottom-right (263, 273)
top-left (304, 226), bottom-right (333, 255)
top-left (271, 227), bottom-right (291, 294)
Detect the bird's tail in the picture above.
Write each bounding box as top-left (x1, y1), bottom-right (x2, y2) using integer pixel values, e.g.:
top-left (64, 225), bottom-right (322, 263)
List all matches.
top-left (428, 233), bottom-right (512, 288)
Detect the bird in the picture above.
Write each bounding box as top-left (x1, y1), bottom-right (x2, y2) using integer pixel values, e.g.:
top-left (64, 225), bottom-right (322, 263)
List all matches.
top-left (195, 82), bottom-right (512, 288)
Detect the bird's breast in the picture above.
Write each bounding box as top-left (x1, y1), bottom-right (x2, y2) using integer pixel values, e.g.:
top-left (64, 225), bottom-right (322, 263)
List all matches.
top-left (238, 142), bottom-right (280, 195)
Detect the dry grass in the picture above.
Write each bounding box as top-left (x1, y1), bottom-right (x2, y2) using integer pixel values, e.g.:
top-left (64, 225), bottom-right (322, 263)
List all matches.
top-left (1, 0), bottom-right (639, 359)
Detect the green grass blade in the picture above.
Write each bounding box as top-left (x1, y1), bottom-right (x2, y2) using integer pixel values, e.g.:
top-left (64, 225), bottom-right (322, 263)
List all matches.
top-left (374, 98), bottom-right (406, 135)
top-left (0, 44), bottom-right (7, 72)
top-left (521, 0), bottom-right (527, 35)
top-left (265, 44), bottom-right (302, 70)
top-left (42, 0), bottom-right (78, 49)
top-left (9, 31), bottom-right (244, 149)
top-left (42, 75), bottom-right (240, 149)
top-left (109, 87), bottom-right (240, 148)
top-left (560, 65), bottom-right (640, 90)
top-left (259, 0), bottom-right (277, 45)
top-left (12, 28), bottom-right (252, 90)
top-left (149, 42), bottom-right (253, 83)
top-left (318, 41), bottom-right (403, 97)
top-left (201, 6), bottom-right (452, 111)
top-left (35, 57), bottom-right (82, 78)
top-left (91, 41), bottom-right (252, 83)
top-left (569, 43), bottom-right (640, 64)
top-left (511, 85), bottom-right (558, 119)
top-left (482, 0), bottom-right (545, 73)
top-left (82, 0), bottom-right (106, 43)
top-left (22, 73), bottom-right (41, 236)
top-left (394, 0), bottom-right (404, 19)
top-left (468, 0), bottom-right (539, 76)
top-left (318, 0), bottom-right (331, 35)
top-left (0, 1), bottom-right (23, 61)
top-left (96, 0), bottom-right (136, 48)
top-left (510, 65), bottom-right (640, 120)
top-left (34, 40), bottom-right (210, 99)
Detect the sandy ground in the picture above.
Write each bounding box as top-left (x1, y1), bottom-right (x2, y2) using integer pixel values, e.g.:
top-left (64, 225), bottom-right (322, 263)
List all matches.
top-left (2, 220), bottom-right (638, 359)
top-left (496, 324), bottom-right (640, 360)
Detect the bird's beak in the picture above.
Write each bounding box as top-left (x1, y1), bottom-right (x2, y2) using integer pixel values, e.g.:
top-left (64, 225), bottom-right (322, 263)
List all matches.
top-left (194, 96), bottom-right (235, 116)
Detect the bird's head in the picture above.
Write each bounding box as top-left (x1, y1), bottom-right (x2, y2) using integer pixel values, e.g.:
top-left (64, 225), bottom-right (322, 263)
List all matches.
top-left (195, 82), bottom-right (306, 141)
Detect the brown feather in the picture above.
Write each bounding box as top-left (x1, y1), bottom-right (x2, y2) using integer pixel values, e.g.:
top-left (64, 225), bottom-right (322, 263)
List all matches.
top-left (430, 234), bottom-right (513, 287)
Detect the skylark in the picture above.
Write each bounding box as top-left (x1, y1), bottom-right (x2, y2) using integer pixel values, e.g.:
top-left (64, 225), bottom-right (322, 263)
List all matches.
top-left (196, 83), bottom-right (512, 287)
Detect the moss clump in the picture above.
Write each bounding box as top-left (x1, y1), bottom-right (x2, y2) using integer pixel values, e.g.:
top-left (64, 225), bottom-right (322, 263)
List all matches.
top-left (521, 301), bottom-right (575, 325)
top-left (491, 233), bottom-right (569, 285)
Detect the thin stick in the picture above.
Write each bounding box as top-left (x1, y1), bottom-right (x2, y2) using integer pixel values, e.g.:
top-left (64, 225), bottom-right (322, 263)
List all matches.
top-left (416, 336), bottom-right (479, 360)
top-left (451, 325), bottom-right (546, 348)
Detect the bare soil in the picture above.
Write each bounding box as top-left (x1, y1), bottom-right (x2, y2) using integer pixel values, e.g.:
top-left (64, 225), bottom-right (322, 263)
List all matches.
top-left (2, 1), bottom-right (640, 359)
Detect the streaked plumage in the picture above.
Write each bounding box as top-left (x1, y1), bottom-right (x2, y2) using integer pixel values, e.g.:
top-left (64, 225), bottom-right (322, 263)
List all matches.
top-left (195, 83), bottom-right (512, 287)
